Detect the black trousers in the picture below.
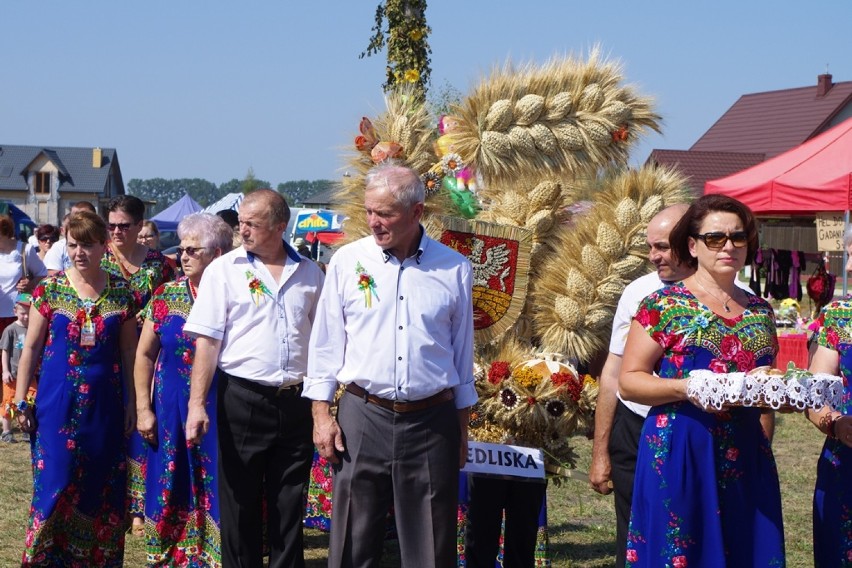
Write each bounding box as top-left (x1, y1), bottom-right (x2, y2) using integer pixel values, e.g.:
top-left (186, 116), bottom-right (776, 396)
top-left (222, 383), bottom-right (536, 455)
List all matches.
top-left (609, 400), bottom-right (645, 568)
top-left (464, 475), bottom-right (547, 568)
top-left (217, 373), bottom-right (314, 568)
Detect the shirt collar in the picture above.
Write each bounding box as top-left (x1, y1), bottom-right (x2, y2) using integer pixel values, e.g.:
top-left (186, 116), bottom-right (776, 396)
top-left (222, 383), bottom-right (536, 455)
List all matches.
top-left (381, 226), bottom-right (427, 264)
top-left (244, 240), bottom-right (302, 264)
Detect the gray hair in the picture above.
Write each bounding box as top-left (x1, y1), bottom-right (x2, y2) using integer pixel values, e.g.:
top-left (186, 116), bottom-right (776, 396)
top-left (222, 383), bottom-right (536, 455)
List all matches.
top-left (365, 162), bottom-right (424, 209)
top-left (178, 213), bottom-right (234, 252)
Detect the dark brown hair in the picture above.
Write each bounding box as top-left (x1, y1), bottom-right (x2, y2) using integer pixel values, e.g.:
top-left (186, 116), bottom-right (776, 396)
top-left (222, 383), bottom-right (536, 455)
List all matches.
top-left (670, 194), bottom-right (759, 269)
top-left (0, 215), bottom-right (14, 239)
top-left (36, 224), bottom-right (60, 242)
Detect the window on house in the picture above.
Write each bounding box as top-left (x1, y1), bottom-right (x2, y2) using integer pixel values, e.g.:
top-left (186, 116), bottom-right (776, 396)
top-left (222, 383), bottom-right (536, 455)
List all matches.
top-left (35, 172), bottom-right (51, 195)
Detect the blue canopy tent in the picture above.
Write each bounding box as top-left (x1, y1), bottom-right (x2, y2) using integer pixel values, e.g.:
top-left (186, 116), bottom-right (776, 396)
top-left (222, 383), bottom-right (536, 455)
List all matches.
top-left (0, 201), bottom-right (37, 240)
top-left (150, 194), bottom-right (203, 233)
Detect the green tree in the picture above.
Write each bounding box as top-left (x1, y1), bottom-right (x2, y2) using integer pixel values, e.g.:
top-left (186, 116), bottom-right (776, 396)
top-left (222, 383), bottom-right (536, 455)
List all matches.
top-left (427, 79), bottom-right (462, 119)
top-left (277, 179), bottom-right (335, 206)
top-left (240, 167), bottom-right (271, 195)
top-left (360, 0), bottom-right (431, 100)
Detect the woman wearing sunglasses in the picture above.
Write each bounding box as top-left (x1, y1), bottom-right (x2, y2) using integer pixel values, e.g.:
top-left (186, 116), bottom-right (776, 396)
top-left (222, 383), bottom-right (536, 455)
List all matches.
top-left (34, 224), bottom-right (60, 261)
top-left (102, 195), bottom-right (175, 536)
top-left (619, 194), bottom-right (784, 566)
top-left (134, 213), bottom-right (233, 566)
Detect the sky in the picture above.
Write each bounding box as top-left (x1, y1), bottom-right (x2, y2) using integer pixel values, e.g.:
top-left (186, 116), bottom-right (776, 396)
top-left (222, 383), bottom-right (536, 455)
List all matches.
top-left (3, 1), bottom-right (851, 187)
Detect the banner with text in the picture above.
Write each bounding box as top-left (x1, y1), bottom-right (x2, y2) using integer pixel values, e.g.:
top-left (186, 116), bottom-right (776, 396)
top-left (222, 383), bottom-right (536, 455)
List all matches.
top-left (462, 441), bottom-right (545, 479)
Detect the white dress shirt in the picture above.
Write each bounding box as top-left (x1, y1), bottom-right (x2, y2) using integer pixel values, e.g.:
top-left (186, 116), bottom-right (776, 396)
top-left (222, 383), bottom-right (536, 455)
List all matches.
top-left (609, 272), bottom-right (663, 418)
top-left (43, 238), bottom-right (70, 272)
top-left (304, 232), bottom-right (477, 409)
top-left (183, 242), bottom-right (324, 386)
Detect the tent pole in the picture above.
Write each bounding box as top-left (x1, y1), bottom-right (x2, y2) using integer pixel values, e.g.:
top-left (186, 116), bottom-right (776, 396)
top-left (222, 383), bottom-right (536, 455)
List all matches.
top-left (844, 210), bottom-right (850, 297)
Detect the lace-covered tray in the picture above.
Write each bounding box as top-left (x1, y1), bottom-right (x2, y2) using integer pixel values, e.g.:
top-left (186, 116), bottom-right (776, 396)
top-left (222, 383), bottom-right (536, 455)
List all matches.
top-left (686, 368), bottom-right (844, 411)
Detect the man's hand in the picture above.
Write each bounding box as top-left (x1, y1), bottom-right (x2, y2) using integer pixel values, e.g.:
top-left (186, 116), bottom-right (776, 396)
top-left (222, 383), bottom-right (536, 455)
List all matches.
top-left (589, 444), bottom-right (613, 495)
top-left (312, 401), bottom-right (344, 464)
top-left (137, 407), bottom-right (158, 446)
top-left (186, 403), bottom-right (210, 445)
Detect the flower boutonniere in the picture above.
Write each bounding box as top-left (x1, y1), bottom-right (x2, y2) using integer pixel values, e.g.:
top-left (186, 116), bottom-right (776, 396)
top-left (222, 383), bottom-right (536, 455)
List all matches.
top-left (355, 262), bottom-right (379, 308)
top-left (245, 270), bottom-right (272, 306)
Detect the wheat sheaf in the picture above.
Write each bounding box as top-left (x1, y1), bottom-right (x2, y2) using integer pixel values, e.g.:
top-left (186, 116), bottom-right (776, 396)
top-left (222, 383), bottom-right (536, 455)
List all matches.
top-left (531, 165), bottom-right (692, 362)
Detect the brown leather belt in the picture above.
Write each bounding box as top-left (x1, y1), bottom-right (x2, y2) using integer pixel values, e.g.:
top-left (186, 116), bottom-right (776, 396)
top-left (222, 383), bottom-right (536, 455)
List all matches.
top-left (345, 383), bottom-right (454, 413)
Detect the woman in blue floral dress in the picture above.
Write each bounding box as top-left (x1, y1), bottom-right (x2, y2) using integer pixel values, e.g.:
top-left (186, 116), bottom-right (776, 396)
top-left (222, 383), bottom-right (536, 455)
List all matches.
top-left (134, 213), bottom-right (233, 567)
top-left (619, 195), bottom-right (784, 567)
top-left (102, 195), bottom-right (175, 535)
top-left (807, 230), bottom-right (852, 567)
top-left (14, 211), bottom-right (138, 567)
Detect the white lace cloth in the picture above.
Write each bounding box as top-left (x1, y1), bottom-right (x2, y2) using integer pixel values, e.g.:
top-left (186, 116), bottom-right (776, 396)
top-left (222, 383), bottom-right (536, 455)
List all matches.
top-left (686, 369), bottom-right (844, 411)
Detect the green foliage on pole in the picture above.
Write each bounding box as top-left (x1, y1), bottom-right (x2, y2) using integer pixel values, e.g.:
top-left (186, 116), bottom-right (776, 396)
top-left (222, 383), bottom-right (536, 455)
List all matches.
top-left (360, 0), bottom-right (431, 100)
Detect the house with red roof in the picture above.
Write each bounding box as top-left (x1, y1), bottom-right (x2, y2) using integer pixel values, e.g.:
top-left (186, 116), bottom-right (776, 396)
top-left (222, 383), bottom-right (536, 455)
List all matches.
top-left (647, 74), bottom-right (852, 258)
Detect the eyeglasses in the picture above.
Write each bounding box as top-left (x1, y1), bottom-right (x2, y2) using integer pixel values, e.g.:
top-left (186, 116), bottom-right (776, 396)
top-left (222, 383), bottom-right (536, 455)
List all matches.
top-left (38, 237), bottom-right (57, 243)
top-left (176, 246), bottom-right (210, 258)
top-left (108, 222), bottom-right (132, 232)
top-left (693, 231), bottom-right (749, 251)
top-left (138, 234), bottom-right (156, 241)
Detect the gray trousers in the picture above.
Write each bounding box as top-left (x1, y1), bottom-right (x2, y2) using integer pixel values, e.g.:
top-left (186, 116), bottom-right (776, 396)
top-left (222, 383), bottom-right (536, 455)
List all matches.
top-left (329, 390), bottom-right (460, 568)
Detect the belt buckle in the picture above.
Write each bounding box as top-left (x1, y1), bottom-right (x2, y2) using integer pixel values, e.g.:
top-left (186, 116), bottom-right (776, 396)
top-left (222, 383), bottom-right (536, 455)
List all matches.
top-left (276, 383), bottom-right (299, 397)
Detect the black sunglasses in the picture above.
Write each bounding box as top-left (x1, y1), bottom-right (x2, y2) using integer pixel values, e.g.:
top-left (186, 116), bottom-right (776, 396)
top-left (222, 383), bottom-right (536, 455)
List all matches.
top-left (693, 231), bottom-right (749, 251)
top-left (107, 222), bottom-right (133, 232)
top-left (177, 246), bottom-right (210, 258)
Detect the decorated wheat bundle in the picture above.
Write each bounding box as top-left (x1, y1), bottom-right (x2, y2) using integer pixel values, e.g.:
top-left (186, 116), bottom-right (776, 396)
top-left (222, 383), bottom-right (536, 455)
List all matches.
top-left (333, 86), bottom-right (456, 244)
top-left (476, 349), bottom-right (598, 468)
top-left (446, 48), bottom-right (661, 189)
top-left (531, 165), bottom-right (692, 362)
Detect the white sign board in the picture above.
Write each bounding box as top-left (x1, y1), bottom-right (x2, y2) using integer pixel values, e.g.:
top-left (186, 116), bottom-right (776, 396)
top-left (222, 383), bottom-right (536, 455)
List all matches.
top-left (815, 213), bottom-right (845, 252)
top-left (462, 441), bottom-right (545, 479)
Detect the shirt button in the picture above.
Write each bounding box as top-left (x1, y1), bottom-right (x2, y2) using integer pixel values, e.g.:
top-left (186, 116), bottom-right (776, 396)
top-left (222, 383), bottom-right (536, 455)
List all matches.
top-left (399, 296), bottom-right (404, 300)
top-left (398, 356), bottom-right (402, 361)
top-left (398, 326), bottom-right (403, 330)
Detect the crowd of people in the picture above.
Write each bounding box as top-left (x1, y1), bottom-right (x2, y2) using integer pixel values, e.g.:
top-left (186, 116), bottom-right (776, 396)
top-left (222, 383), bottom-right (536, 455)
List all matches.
top-left (1, 175), bottom-right (851, 567)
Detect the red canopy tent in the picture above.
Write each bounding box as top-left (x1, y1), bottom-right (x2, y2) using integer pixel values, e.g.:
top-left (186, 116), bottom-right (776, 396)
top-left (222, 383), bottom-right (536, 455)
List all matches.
top-left (704, 117), bottom-right (852, 214)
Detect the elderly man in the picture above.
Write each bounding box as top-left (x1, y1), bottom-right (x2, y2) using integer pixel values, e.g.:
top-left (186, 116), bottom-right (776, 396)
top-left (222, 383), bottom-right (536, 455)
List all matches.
top-left (304, 162), bottom-right (476, 567)
top-left (184, 189), bottom-right (324, 568)
top-left (589, 204), bottom-right (693, 567)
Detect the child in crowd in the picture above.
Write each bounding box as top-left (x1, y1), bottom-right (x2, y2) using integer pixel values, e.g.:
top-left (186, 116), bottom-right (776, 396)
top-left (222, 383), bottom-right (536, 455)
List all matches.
top-left (1, 293), bottom-right (34, 442)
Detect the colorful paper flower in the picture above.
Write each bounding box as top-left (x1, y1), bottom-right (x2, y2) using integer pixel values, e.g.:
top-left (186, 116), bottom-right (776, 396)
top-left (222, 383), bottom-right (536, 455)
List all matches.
top-left (245, 271), bottom-right (272, 306)
top-left (355, 262), bottom-right (379, 308)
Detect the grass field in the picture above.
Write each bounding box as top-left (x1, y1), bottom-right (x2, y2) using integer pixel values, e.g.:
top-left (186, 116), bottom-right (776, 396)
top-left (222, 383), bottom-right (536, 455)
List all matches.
top-left (0, 414), bottom-right (823, 566)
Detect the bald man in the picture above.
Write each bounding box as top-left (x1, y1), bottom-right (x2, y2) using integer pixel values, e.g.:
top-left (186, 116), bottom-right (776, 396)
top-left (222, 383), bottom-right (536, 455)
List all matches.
top-left (589, 204), bottom-right (693, 567)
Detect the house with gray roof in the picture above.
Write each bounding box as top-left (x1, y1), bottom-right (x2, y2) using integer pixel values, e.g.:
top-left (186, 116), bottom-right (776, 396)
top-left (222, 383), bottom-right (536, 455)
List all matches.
top-left (0, 145), bottom-right (124, 225)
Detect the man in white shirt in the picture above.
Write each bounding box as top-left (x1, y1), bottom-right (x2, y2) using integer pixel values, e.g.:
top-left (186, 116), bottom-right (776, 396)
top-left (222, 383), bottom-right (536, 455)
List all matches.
top-left (184, 189), bottom-right (324, 568)
top-left (589, 204), bottom-right (693, 568)
top-left (304, 163), bottom-right (476, 567)
top-left (44, 201), bottom-right (97, 275)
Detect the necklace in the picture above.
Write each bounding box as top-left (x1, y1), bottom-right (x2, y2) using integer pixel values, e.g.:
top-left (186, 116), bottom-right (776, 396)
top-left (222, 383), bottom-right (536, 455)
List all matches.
top-left (187, 278), bottom-right (198, 300)
top-left (694, 276), bottom-right (732, 313)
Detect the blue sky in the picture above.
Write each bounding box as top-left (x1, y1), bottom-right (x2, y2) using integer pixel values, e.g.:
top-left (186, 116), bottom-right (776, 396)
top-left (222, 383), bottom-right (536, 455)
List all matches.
top-left (3, 1), bottom-right (850, 187)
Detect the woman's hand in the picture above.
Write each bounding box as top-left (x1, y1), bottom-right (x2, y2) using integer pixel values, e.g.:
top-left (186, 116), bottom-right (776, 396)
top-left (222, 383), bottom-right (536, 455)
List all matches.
top-left (136, 407), bottom-right (158, 446)
top-left (16, 277), bottom-right (29, 292)
top-left (835, 415), bottom-right (852, 448)
top-left (16, 406), bottom-right (36, 433)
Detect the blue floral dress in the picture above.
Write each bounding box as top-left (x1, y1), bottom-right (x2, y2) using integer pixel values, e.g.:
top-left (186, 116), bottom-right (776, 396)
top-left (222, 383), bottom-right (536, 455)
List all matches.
top-left (625, 283), bottom-right (785, 567)
top-left (143, 278), bottom-right (221, 566)
top-left (101, 245), bottom-right (175, 518)
top-left (814, 298), bottom-right (852, 567)
top-left (23, 274), bottom-right (135, 567)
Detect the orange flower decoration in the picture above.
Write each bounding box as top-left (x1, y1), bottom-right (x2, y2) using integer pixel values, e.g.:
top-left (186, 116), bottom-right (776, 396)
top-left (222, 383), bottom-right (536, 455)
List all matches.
top-left (370, 141), bottom-right (404, 164)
